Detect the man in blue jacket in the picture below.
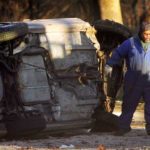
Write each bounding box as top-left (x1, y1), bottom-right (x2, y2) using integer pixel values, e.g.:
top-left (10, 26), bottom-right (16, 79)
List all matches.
top-left (105, 12), bottom-right (150, 136)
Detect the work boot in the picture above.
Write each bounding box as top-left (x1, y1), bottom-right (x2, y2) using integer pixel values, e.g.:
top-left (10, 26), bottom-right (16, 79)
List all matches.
top-left (114, 127), bottom-right (131, 136)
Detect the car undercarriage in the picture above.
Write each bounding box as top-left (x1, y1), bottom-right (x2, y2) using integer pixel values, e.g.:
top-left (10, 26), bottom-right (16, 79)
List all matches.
top-left (0, 18), bottom-right (132, 138)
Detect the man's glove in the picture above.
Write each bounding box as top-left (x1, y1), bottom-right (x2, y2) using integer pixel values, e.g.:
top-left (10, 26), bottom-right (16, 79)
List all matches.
top-left (104, 64), bottom-right (112, 76)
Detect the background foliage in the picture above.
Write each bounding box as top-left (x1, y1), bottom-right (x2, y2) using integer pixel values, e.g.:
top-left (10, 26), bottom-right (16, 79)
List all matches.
top-left (0, 0), bottom-right (149, 31)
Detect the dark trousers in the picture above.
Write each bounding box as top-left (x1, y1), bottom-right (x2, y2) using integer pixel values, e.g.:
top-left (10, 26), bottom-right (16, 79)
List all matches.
top-left (118, 79), bottom-right (150, 130)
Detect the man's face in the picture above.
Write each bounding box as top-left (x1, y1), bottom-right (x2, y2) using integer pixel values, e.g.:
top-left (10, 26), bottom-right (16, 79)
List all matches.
top-left (142, 30), bottom-right (150, 42)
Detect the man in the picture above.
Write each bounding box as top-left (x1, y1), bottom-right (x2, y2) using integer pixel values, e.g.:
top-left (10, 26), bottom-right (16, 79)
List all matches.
top-left (105, 12), bottom-right (150, 136)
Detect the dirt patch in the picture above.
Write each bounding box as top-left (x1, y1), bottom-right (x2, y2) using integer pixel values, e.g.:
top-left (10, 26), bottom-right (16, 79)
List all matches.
top-left (0, 102), bottom-right (148, 150)
top-left (0, 127), bottom-right (149, 150)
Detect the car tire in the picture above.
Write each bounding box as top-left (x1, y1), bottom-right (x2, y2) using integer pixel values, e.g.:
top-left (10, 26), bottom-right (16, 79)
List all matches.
top-left (0, 23), bottom-right (28, 42)
top-left (94, 19), bottom-right (132, 51)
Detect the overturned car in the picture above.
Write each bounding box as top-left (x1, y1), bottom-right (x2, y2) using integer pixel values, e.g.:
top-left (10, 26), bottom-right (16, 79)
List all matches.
top-left (0, 18), bottom-right (132, 138)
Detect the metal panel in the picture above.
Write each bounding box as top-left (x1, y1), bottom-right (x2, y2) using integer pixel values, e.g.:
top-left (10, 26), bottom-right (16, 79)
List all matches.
top-left (24, 18), bottom-right (100, 122)
top-left (46, 31), bottom-right (97, 69)
top-left (42, 19), bottom-right (100, 121)
top-left (18, 55), bottom-right (51, 105)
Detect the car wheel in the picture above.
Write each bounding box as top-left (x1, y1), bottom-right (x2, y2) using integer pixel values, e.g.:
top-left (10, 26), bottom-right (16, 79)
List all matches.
top-left (94, 19), bottom-right (132, 51)
top-left (0, 23), bottom-right (28, 42)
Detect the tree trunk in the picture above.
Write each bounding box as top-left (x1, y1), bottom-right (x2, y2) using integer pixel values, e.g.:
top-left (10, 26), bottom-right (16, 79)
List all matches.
top-left (98, 0), bottom-right (123, 24)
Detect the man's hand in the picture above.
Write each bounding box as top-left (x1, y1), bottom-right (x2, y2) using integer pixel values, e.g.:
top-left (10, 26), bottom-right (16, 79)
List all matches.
top-left (104, 64), bottom-right (112, 76)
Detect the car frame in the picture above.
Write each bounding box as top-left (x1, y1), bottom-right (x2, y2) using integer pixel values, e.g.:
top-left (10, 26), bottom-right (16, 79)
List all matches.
top-left (0, 18), bottom-right (132, 138)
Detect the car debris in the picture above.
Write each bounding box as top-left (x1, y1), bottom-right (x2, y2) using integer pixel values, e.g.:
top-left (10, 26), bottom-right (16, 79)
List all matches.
top-left (0, 18), bottom-right (132, 138)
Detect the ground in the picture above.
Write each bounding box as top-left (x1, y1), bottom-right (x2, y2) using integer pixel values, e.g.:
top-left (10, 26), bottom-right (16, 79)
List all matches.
top-left (0, 102), bottom-right (149, 150)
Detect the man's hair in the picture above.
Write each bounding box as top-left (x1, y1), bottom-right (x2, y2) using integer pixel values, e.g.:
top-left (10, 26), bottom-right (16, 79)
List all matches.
top-left (138, 11), bottom-right (150, 39)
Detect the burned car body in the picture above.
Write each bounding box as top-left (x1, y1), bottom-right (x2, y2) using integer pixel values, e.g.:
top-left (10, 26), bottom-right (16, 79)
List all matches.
top-left (0, 18), bottom-right (132, 138)
top-left (0, 18), bottom-right (101, 137)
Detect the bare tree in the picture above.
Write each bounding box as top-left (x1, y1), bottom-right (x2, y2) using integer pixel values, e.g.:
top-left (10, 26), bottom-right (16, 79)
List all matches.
top-left (98, 0), bottom-right (123, 24)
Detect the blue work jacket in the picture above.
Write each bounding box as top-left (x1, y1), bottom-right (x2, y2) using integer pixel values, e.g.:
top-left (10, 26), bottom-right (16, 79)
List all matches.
top-left (107, 35), bottom-right (150, 87)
